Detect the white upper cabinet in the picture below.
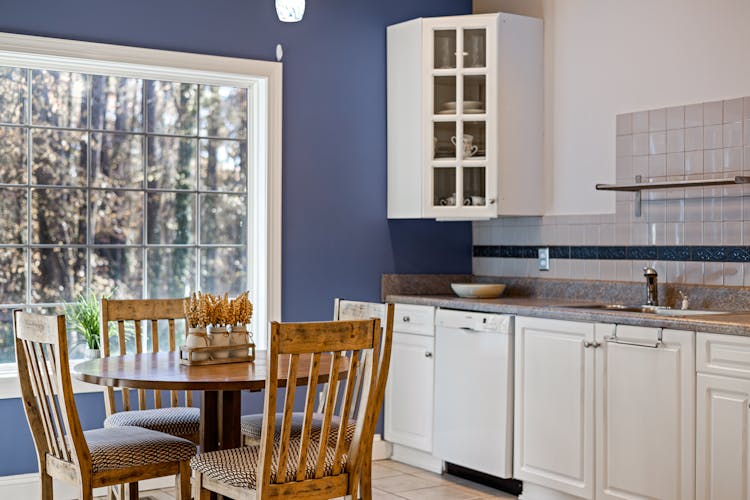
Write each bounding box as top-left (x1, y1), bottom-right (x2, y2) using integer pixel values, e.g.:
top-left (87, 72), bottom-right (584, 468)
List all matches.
top-left (387, 13), bottom-right (544, 219)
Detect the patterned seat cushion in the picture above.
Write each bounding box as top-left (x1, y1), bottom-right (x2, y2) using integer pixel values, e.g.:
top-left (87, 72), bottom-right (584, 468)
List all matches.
top-left (104, 407), bottom-right (200, 437)
top-left (84, 426), bottom-right (196, 473)
top-left (240, 412), bottom-right (356, 447)
top-left (191, 438), bottom-right (347, 489)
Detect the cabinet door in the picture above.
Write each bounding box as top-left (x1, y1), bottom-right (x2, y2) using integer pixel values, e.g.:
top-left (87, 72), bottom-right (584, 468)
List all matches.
top-left (697, 373), bottom-right (750, 500)
top-left (514, 317), bottom-right (595, 498)
top-left (595, 326), bottom-right (695, 500)
top-left (384, 331), bottom-right (435, 452)
top-left (423, 16), bottom-right (497, 219)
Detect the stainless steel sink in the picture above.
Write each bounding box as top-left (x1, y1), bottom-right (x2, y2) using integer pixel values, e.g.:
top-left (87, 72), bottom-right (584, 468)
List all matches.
top-left (561, 304), bottom-right (731, 316)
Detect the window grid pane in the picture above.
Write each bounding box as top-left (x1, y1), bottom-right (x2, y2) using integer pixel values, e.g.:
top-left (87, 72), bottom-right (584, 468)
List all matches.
top-left (0, 65), bottom-right (250, 363)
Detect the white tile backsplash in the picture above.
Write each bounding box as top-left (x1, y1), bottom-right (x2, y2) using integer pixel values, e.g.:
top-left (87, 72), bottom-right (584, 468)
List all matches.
top-left (475, 96), bottom-right (750, 285)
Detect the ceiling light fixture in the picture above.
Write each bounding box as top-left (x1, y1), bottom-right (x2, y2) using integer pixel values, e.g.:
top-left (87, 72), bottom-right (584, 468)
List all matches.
top-left (276, 0), bottom-right (305, 22)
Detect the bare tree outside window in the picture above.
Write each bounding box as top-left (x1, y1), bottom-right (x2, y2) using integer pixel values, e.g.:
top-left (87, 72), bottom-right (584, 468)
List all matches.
top-left (0, 67), bottom-right (249, 362)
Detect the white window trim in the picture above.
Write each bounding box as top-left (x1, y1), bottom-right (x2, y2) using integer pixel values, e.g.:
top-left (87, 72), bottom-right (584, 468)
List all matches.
top-left (0, 32), bottom-right (282, 399)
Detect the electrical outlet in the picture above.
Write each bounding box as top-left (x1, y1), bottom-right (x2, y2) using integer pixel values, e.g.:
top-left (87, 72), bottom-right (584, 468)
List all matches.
top-left (538, 247), bottom-right (550, 271)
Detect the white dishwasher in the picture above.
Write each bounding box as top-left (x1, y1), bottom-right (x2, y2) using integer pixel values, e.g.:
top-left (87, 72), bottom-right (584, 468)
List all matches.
top-left (434, 309), bottom-right (514, 478)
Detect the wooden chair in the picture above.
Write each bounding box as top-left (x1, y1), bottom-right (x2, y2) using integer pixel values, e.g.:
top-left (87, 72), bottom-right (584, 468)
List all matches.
top-left (101, 298), bottom-right (200, 444)
top-left (191, 317), bottom-right (388, 500)
top-left (238, 300), bottom-right (394, 498)
top-left (13, 311), bottom-right (195, 500)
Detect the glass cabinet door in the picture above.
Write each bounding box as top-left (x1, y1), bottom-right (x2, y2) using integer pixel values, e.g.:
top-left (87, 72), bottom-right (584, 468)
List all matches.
top-left (429, 24), bottom-right (490, 213)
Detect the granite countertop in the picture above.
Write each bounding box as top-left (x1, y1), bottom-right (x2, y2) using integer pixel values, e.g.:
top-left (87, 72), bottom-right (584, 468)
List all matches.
top-left (385, 294), bottom-right (750, 337)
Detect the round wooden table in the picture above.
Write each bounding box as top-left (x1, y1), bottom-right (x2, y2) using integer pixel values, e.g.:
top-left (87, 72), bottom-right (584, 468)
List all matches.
top-left (73, 351), bottom-right (345, 454)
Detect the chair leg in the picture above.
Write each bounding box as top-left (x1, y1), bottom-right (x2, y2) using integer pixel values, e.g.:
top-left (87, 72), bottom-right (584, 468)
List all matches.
top-left (360, 452), bottom-right (373, 500)
top-left (192, 472), bottom-right (212, 500)
top-left (127, 481), bottom-right (139, 500)
top-left (79, 484), bottom-right (94, 500)
top-left (176, 461), bottom-right (191, 500)
top-left (40, 471), bottom-right (53, 500)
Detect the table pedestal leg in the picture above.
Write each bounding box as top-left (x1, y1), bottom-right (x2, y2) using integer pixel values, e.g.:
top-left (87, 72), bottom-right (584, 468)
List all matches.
top-left (200, 390), bottom-right (242, 500)
top-left (200, 391), bottom-right (219, 452)
top-left (220, 390), bottom-right (242, 449)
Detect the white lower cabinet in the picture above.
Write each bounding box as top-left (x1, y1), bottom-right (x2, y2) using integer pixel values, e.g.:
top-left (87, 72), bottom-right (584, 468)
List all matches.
top-left (384, 304), bottom-right (437, 470)
top-left (385, 330), bottom-right (435, 452)
top-left (515, 317), bottom-right (695, 500)
top-left (514, 317), bottom-right (596, 498)
top-left (696, 332), bottom-right (750, 500)
top-left (595, 326), bottom-right (695, 500)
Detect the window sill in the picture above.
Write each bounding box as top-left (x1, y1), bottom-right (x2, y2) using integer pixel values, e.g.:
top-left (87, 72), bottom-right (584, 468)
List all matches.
top-left (0, 361), bottom-right (106, 400)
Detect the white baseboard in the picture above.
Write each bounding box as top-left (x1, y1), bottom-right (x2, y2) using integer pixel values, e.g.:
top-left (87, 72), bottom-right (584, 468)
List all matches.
top-left (0, 435), bottom-right (394, 497)
top-left (390, 444), bottom-right (443, 474)
top-left (0, 472), bottom-right (173, 499)
top-left (371, 433), bottom-right (392, 461)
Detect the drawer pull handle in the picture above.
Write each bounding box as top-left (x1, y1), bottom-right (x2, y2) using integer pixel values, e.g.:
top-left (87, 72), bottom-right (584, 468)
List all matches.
top-left (402, 316), bottom-right (410, 323)
top-left (424, 351), bottom-right (433, 358)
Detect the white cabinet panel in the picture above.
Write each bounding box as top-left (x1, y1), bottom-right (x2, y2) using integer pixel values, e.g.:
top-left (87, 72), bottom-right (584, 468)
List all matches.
top-left (595, 327), bottom-right (695, 500)
top-left (698, 332), bottom-right (750, 380)
top-left (514, 317), bottom-right (595, 498)
top-left (384, 331), bottom-right (435, 452)
top-left (697, 373), bottom-right (750, 500)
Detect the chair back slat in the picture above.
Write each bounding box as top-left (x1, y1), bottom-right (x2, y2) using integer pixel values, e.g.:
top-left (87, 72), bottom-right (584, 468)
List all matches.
top-left (258, 318), bottom-right (381, 498)
top-left (13, 311), bottom-right (91, 472)
top-left (101, 298), bottom-right (190, 414)
top-left (26, 341), bottom-right (64, 460)
top-left (295, 352), bottom-right (321, 482)
top-left (276, 353), bottom-right (299, 482)
top-left (332, 350), bottom-right (361, 475)
top-left (314, 351), bottom-right (342, 479)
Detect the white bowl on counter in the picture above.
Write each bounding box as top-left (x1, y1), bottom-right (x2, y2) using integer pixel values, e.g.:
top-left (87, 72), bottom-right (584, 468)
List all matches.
top-left (450, 283), bottom-right (506, 299)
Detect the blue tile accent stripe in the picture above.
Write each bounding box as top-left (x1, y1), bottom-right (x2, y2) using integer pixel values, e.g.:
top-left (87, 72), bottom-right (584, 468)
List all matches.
top-left (472, 245), bottom-right (750, 263)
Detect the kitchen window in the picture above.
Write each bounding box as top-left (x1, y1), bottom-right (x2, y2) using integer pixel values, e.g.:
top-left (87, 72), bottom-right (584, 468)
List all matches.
top-left (0, 33), bottom-right (281, 376)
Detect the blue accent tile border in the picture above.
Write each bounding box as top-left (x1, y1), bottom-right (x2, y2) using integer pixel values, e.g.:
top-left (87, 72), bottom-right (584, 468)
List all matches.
top-left (472, 245), bottom-right (750, 263)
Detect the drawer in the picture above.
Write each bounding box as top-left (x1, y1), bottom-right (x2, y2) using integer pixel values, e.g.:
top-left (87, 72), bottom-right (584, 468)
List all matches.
top-left (393, 304), bottom-right (435, 336)
top-left (697, 332), bottom-right (750, 379)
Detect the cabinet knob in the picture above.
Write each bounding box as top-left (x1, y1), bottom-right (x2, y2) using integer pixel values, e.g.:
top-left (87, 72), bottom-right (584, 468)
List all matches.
top-left (583, 341), bottom-right (601, 349)
top-left (402, 316), bottom-right (410, 323)
top-left (489, 198), bottom-right (496, 205)
top-left (424, 351), bottom-right (433, 358)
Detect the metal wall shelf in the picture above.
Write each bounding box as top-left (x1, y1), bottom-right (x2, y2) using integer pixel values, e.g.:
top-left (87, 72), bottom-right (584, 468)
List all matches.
top-left (596, 175), bottom-right (750, 217)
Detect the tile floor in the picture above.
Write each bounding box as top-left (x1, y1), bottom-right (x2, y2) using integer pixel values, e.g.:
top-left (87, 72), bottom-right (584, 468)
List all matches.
top-left (106, 459), bottom-right (518, 499)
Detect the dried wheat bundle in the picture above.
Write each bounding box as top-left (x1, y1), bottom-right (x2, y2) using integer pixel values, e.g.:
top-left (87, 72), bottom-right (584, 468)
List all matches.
top-left (184, 292), bottom-right (211, 328)
top-left (231, 291), bottom-right (253, 326)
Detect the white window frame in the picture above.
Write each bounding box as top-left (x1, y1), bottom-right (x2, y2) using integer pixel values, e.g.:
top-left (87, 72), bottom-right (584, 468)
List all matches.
top-left (0, 32), bottom-right (282, 398)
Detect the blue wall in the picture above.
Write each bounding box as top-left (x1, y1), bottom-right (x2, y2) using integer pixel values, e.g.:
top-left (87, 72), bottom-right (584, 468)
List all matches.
top-left (0, 0), bottom-right (473, 475)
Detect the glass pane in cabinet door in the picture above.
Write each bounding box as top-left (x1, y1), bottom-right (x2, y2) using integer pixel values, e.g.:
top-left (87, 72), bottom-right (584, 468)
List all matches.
top-left (434, 30), bottom-right (457, 69)
top-left (463, 75), bottom-right (486, 115)
top-left (433, 122), bottom-right (456, 160)
top-left (464, 29), bottom-right (486, 68)
top-left (463, 122), bottom-right (486, 159)
top-left (433, 168), bottom-right (456, 206)
top-left (463, 167), bottom-right (487, 206)
top-left (434, 76), bottom-right (456, 115)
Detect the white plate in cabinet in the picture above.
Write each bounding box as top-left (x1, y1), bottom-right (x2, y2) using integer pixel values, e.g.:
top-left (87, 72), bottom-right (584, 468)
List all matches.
top-left (387, 12), bottom-right (543, 219)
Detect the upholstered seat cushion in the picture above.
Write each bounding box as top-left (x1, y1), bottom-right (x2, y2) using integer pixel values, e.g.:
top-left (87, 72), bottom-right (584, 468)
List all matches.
top-left (240, 412), bottom-right (356, 447)
top-left (190, 439), bottom-right (347, 489)
top-left (104, 407), bottom-right (200, 437)
top-left (84, 426), bottom-right (196, 473)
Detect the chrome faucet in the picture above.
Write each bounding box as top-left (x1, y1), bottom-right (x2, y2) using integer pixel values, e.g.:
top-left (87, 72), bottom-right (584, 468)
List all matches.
top-left (644, 267), bottom-right (658, 306)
